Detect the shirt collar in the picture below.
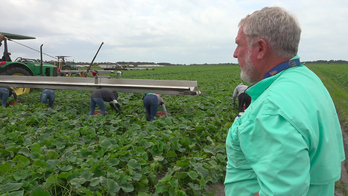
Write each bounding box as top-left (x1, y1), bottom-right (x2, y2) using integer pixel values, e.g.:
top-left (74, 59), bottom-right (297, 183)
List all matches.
top-left (246, 55), bottom-right (302, 101)
top-left (263, 55), bottom-right (301, 79)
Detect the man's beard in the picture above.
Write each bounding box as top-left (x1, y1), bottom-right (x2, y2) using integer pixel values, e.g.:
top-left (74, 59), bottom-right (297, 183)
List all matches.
top-left (240, 49), bottom-right (255, 83)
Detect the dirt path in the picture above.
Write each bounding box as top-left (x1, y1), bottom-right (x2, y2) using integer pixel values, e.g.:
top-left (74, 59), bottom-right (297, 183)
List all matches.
top-left (335, 124), bottom-right (348, 196)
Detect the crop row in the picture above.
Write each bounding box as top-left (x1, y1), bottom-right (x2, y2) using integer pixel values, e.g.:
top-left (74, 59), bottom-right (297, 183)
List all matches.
top-left (307, 64), bottom-right (348, 91)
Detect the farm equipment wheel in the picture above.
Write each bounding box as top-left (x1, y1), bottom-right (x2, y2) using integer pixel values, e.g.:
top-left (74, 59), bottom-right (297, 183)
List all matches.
top-left (80, 72), bottom-right (87, 77)
top-left (62, 66), bottom-right (72, 76)
top-left (1, 66), bottom-right (33, 95)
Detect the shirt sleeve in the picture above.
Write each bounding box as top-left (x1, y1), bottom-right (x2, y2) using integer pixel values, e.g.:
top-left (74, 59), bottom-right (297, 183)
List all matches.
top-left (232, 87), bottom-right (238, 103)
top-left (161, 104), bottom-right (168, 115)
top-left (12, 91), bottom-right (17, 101)
top-left (239, 114), bottom-right (310, 196)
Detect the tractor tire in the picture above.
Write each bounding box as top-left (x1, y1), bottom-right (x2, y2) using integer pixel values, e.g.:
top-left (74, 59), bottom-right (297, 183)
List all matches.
top-left (62, 65), bottom-right (71, 70)
top-left (62, 66), bottom-right (72, 76)
top-left (1, 66), bottom-right (33, 95)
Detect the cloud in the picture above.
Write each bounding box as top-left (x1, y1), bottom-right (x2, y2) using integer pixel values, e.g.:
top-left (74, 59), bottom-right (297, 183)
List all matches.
top-left (1, 0), bottom-right (348, 64)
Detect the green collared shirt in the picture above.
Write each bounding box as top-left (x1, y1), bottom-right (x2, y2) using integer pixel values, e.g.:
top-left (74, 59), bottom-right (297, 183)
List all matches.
top-left (225, 63), bottom-right (345, 195)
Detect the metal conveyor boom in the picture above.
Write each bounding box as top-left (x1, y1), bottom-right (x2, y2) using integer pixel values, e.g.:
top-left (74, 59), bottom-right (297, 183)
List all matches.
top-left (0, 76), bottom-right (201, 96)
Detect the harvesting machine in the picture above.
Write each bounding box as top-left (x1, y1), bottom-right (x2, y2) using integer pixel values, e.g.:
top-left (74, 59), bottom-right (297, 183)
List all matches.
top-left (0, 34), bottom-right (203, 96)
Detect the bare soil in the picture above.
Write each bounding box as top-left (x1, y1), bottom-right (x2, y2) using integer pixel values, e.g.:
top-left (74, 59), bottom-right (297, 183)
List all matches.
top-left (335, 124), bottom-right (348, 196)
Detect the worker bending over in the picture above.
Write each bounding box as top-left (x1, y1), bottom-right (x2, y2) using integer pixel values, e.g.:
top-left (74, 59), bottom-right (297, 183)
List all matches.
top-left (0, 86), bottom-right (17, 107)
top-left (40, 88), bottom-right (55, 108)
top-left (89, 89), bottom-right (121, 115)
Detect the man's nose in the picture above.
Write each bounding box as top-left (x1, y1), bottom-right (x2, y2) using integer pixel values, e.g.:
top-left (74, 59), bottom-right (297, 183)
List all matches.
top-left (233, 48), bottom-right (238, 58)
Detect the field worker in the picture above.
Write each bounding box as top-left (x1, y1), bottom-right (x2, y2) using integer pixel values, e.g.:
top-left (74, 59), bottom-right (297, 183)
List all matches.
top-left (232, 82), bottom-right (251, 112)
top-left (142, 93), bottom-right (167, 122)
top-left (88, 89), bottom-right (121, 115)
top-left (0, 86), bottom-right (17, 107)
top-left (92, 70), bottom-right (98, 77)
top-left (225, 6), bottom-right (345, 196)
top-left (40, 88), bottom-right (55, 108)
top-left (116, 71), bottom-right (123, 77)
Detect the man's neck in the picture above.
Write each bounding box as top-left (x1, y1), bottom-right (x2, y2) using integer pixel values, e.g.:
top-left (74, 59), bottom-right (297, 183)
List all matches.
top-left (257, 53), bottom-right (291, 82)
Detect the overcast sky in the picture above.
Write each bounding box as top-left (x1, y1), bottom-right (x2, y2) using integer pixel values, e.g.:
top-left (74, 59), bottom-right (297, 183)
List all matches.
top-left (1, 0), bottom-right (347, 64)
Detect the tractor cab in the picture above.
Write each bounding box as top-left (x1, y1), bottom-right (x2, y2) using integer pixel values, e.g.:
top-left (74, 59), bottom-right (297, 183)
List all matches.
top-left (54, 55), bottom-right (77, 71)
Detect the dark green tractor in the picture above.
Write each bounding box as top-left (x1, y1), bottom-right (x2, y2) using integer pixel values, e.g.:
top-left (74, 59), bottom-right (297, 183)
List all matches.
top-left (55, 55), bottom-right (78, 70)
top-left (54, 55), bottom-right (78, 76)
top-left (0, 32), bottom-right (58, 95)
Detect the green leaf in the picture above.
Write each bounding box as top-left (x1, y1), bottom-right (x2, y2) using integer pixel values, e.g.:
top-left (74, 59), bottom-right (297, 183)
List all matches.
top-left (153, 156), bottom-right (164, 161)
top-left (167, 150), bottom-right (177, 158)
top-left (100, 138), bottom-right (116, 148)
top-left (59, 165), bottom-right (73, 171)
top-left (106, 179), bottom-right (120, 194)
top-left (110, 120), bottom-right (122, 124)
top-left (188, 183), bottom-right (201, 191)
top-left (12, 155), bottom-right (30, 166)
top-left (135, 147), bottom-right (146, 155)
top-left (155, 183), bottom-right (169, 193)
top-left (58, 171), bottom-right (72, 179)
top-left (18, 147), bottom-right (30, 157)
top-left (169, 187), bottom-right (176, 196)
top-left (45, 174), bottom-right (65, 188)
top-left (3, 190), bottom-right (24, 196)
top-left (174, 172), bottom-right (187, 179)
top-left (200, 176), bottom-right (206, 187)
top-left (33, 160), bottom-right (48, 167)
top-left (0, 183), bottom-right (23, 192)
top-left (206, 136), bottom-right (215, 146)
top-left (90, 177), bottom-right (100, 187)
top-left (194, 165), bottom-right (209, 178)
top-left (30, 143), bottom-right (42, 153)
top-left (203, 146), bottom-right (216, 155)
top-left (107, 158), bottom-right (120, 166)
top-left (176, 158), bottom-right (189, 167)
top-left (44, 151), bottom-right (59, 160)
top-left (216, 153), bottom-right (226, 163)
top-left (170, 179), bottom-right (179, 188)
top-left (187, 171), bottom-right (198, 180)
top-left (121, 183), bottom-right (134, 193)
top-left (81, 149), bottom-right (93, 157)
top-left (70, 177), bottom-right (86, 186)
top-left (195, 126), bottom-right (205, 131)
top-left (142, 141), bottom-right (153, 149)
top-left (107, 166), bottom-right (117, 174)
top-left (13, 171), bottom-right (28, 181)
top-left (31, 185), bottom-right (51, 196)
top-left (128, 159), bottom-right (141, 170)
top-left (132, 172), bottom-right (142, 181)
top-left (0, 162), bottom-right (11, 175)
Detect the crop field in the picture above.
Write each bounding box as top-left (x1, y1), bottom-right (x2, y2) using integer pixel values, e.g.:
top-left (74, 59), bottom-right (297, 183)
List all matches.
top-left (306, 64), bottom-right (348, 128)
top-left (0, 64), bottom-right (347, 196)
top-left (0, 65), bottom-right (241, 196)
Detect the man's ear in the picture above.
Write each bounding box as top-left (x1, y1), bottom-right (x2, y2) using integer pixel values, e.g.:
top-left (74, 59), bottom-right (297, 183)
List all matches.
top-left (256, 39), bottom-right (268, 60)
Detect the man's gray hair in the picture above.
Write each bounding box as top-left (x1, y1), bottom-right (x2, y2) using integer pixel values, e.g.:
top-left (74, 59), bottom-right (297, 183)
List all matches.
top-left (239, 7), bottom-right (301, 59)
